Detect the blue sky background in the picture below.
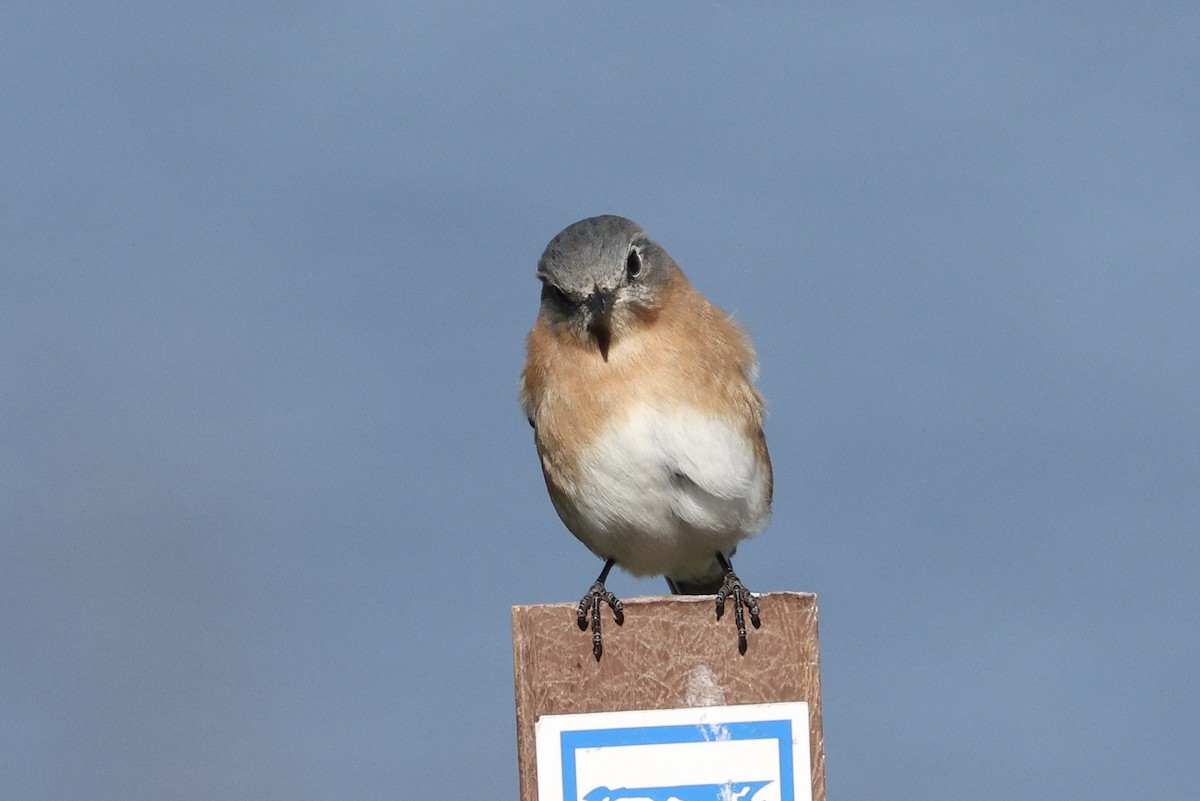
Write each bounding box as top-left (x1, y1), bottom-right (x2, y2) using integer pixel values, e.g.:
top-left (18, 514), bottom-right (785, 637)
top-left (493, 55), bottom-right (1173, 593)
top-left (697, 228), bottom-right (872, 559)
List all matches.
top-left (3, 3), bottom-right (1197, 799)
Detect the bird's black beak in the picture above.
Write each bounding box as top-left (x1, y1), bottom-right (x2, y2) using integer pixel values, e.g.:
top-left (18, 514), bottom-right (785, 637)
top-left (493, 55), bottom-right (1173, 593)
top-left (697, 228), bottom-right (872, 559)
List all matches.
top-left (586, 284), bottom-right (615, 360)
top-left (587, 285), bottom-right (615, 322)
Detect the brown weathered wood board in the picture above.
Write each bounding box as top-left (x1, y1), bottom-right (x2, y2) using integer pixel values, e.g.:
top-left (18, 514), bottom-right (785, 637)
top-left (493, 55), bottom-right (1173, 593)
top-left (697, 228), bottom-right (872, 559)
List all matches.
top-left (513, 591), bottom-right (825, 801)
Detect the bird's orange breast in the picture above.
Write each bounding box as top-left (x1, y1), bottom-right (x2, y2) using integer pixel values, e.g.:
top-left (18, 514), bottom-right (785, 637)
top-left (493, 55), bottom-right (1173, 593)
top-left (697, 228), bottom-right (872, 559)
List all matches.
top-left (520, 274), bottom-right (769, 492)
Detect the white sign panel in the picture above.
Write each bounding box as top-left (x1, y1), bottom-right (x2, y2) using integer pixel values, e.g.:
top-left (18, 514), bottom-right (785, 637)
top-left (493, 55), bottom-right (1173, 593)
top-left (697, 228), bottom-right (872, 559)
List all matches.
top-left (535, 701), bottom-right (812, 801)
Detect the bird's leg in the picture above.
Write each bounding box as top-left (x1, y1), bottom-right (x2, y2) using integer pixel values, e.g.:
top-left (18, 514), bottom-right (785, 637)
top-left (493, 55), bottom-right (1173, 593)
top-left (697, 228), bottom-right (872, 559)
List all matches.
top-left (714, 552), bottom-right (761, 655)
top-left (576, 558), bottom-right (624, 661)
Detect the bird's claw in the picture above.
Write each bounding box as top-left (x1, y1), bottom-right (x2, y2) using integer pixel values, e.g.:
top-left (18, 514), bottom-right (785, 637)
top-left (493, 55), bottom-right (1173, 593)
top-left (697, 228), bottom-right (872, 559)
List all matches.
top-left (715, 570), bottom-right (761, 655)
top-left (576, 580), bottom-right (624, 661)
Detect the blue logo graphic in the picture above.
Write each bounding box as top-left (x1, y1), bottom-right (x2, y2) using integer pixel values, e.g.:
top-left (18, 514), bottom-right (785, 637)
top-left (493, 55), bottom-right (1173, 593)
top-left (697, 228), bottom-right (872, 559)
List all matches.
top-left (582, 780), bottom-right (772, 801)
top-left (560, 719), bottom-right (796, 801)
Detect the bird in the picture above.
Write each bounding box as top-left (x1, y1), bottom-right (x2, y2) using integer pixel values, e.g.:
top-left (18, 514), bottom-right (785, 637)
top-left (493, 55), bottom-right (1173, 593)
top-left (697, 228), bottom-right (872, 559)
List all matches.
top-left (519, 215), bottom-right (772, 660)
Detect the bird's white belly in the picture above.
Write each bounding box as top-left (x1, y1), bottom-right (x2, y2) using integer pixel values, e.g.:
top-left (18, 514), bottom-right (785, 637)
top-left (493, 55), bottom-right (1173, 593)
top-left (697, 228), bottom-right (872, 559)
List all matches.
top-left (556, 404), bottom-right (770, 579)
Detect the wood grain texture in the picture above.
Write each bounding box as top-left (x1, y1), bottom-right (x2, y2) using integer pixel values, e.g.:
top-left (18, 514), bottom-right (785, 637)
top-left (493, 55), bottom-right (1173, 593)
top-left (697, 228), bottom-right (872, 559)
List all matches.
top-left (512, 592), bottom-right (825, 801)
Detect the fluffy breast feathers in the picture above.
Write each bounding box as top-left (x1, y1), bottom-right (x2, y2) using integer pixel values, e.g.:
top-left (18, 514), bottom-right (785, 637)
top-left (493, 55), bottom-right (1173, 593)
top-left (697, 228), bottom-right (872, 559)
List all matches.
top-left (519, 273), bottom-right (773, 579)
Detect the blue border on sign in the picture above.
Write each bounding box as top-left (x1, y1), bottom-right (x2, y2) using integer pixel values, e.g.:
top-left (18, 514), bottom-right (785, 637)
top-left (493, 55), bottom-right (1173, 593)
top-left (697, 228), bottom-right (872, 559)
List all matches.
top-left (560, 719), bottom-right (794, 801)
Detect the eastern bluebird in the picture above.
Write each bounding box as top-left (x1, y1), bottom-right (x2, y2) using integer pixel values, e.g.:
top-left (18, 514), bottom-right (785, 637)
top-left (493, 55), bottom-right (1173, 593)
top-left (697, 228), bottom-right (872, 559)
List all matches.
top-left (520, 216), bottom-right (772, 659)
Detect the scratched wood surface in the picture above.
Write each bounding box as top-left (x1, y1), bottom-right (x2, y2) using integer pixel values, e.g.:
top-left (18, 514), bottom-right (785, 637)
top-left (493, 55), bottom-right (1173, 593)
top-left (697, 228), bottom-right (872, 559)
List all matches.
top-left (512, 591), bottom-right (825, 801)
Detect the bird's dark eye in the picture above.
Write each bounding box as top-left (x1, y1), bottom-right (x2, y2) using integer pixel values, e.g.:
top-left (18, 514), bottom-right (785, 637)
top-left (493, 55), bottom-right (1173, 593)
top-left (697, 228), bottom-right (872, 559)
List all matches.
top-left (542, 282), bottom-right (571, 306)
top-left (625, 248), bottom-right (642, 280)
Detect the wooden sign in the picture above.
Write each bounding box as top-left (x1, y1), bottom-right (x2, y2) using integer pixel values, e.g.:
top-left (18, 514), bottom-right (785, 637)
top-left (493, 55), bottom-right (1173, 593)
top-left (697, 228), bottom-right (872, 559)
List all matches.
top-left (513, 592), bottom-right (825, 801)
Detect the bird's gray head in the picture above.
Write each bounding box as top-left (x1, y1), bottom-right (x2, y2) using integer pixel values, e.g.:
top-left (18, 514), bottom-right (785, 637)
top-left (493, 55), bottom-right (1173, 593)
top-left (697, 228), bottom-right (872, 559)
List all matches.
top-left (536, 215), bottom-right (676, 358)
